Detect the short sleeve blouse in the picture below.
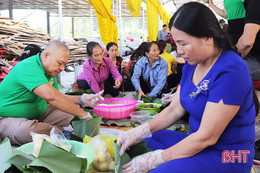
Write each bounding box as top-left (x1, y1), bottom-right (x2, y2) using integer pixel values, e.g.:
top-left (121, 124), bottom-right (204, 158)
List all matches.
top-left (180, 50), bottom-right (255, 152)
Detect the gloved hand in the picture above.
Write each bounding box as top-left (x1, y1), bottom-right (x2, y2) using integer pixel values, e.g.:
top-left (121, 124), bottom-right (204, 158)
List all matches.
top-left (117, 123), bottom-right (152, 156)
top-left (123, 150), bottom-right (164, 173)
top-left (79, 112), bottom-right (93, 120)
top-left (80, 90), bottom-right (104, 108)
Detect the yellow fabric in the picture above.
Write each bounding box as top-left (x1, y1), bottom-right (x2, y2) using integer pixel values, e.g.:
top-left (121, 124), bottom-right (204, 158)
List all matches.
top-left (88, 0), bottom-right (118, 46)
top-left (146, 0), bottom-right (172, 42)
top-left (146, 0), bottom-right (158, 42)
top-left (156, 2), bottom-right (172, 28)
top-left (160, 52), bottom-right (175, 76)
top-left (125, 0), bottom-right (143, 18)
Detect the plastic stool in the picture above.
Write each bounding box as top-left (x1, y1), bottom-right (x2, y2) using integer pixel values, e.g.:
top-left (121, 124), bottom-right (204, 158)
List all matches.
top-left (253, 81), bottom-right (260, 89)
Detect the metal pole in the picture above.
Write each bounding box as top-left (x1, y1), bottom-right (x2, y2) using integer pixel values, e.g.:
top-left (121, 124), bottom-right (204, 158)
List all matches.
top-left (8, 3), bottom-right (13, 19)
top-left (19, 11), bottom-right (36, 22)
top-left (47, 12), bottom-right (50, 35)
top-left (90, 6), bottom-right (93, 37)
top-left (72, 17), bottom-right (74, 38)
top-left (143, 6), bottom-right (145, 42)
top-left (119, 0), bottom-right (122, 56)
top-left (58, 0), bottom-right (63, 42)
top-left (158, 15), bottom-right (160, 36)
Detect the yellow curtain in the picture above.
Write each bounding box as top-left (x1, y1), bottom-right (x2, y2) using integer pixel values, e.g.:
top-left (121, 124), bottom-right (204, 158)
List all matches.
top-left (146, 0), bottom-right (172, 42)
top-left (125, 0), bottom-right (143, 18)
top-left (157, 4), bottom-right (172, 27)
top-left (149, 0), bottom-right (172, 26)
top-left (88, 0), bottom-right (118, 46)
top-left (146, 0), bottom-right (158, 42)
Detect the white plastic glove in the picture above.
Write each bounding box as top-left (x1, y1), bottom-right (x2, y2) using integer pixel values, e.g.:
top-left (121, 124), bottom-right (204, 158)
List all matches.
top-left (80, 90), bottom-right (104, 108)
top-left (123, 150), bottom-right (164, 173)
top-left (79, 112), bottom-right (93, 120)
top-left (160, 93), bottom-right (175, 104)
top-left (117, 123), bottom-right (152, 156)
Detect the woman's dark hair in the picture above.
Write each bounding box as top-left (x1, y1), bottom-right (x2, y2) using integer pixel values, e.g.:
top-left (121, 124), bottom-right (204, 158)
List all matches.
top-left (157, 40), bottom-right (167, 54)
top-left (17, 44), bottom-right (42, 61)
top-left (86, 42), bottom-right (101, 56)
top-left (169, 2), bottom-right (233, 51)
top-left (130, 42), bottom-right (148, 61)
top-left (106, 42), bottom-right (118, 51)
top-left (143, 42), bottom-right (158, 57)
top-left (129, 42), bottom-right (148, 76)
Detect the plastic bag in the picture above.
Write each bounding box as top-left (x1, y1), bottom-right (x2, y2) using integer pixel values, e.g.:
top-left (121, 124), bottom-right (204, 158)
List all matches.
top-left (87, 135), bottom-right (115, 171)
top-left (31, 127), bottom-right (71, 157)
top-left (160, 92), bottom-right (175, 104)
top-left (101, 134), bottom-right (117, 160)
top-left (50, 127), bottom-right (71, 152)
top-left (83, 134), bottom-right (117, 160)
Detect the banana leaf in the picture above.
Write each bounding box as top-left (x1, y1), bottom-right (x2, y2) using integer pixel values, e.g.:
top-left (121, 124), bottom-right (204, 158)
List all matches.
top-left (153, 98), bottom-right (162, 104)
top-left (167, 124), bottom-right (191, 134)
top-left (0, 138), bottom-right (13, 172)
top-left (72, 116), bottom-right (102, 138)
top-left (8, 150), bottom-right (35, 172)
top-left (9, 140), bottom-right (89, 173)
top-left (104, 94), bottom-right (113, 98)
top-left (66, 89), bottom-right (95, 95)
top-left (27, 140), bottom-right (87, 173)
top-left (114, 141), bottom-right (153, 173)
top-left (102, 118), bottom-right (131, 127)
top-left (141, 96), bottom-right (153, 103)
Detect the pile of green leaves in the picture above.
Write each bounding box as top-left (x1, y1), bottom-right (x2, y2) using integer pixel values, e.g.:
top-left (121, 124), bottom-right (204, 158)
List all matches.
top-left (167, 124), bottom-right (191, 134)
top-left (66, 89), bottom-right (95, 95)
top-left (4, 140), bottom-right (88, 173)
top-left (140, 96), bottom-right (162, 104)
top-left (140, 96), bottom-right (153, 103)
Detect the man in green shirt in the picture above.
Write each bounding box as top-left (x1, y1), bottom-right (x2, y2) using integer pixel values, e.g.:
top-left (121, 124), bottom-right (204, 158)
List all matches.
top-left (0, 40), bottom-right (103, 145)
top-left (208, 0), bottom-right (245, 45)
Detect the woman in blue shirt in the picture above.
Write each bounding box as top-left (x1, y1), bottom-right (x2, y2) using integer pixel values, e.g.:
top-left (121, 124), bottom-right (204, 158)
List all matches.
top-left (131, 42), bottom-right (168, 99)
top-left (117, 2), bottom-right (255, 173)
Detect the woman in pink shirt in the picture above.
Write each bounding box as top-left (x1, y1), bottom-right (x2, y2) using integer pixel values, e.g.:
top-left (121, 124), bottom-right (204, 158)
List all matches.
top-left (77, 42), bottom-right (123, 97)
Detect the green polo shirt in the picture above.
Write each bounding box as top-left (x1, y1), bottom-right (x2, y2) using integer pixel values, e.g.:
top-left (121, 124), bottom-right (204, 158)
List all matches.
top-left (224, 0), bottom-right (245, 20)
top-left (0, 53), bottom-right (58, 119)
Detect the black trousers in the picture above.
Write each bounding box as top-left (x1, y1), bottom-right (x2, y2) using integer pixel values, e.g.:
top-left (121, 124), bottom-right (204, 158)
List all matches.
top-left (227, 18), bottom-right (244, 46)
top-left (139, 76), bottom-right (171, 98)
top-left (77, 75), bottom-right (120, 97)
top-left (123, 77), bottom-right (135, 91)
top-left (166, 63), bottom-right (184, 89)
top-left (139, 76), bottom-right (151, 94)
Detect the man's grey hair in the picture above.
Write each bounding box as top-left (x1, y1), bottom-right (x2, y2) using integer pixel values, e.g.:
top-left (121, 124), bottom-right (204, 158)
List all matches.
top-left (43, 39), bottom-right (70, 54)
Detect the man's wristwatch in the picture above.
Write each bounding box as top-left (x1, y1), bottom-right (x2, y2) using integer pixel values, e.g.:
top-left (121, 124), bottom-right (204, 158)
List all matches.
top-left (80, 95), bottom-right (85, 108)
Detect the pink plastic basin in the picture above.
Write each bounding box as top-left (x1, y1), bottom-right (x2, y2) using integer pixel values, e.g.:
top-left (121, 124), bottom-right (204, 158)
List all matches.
top-left (93, 98), bottom-right (137, 119)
